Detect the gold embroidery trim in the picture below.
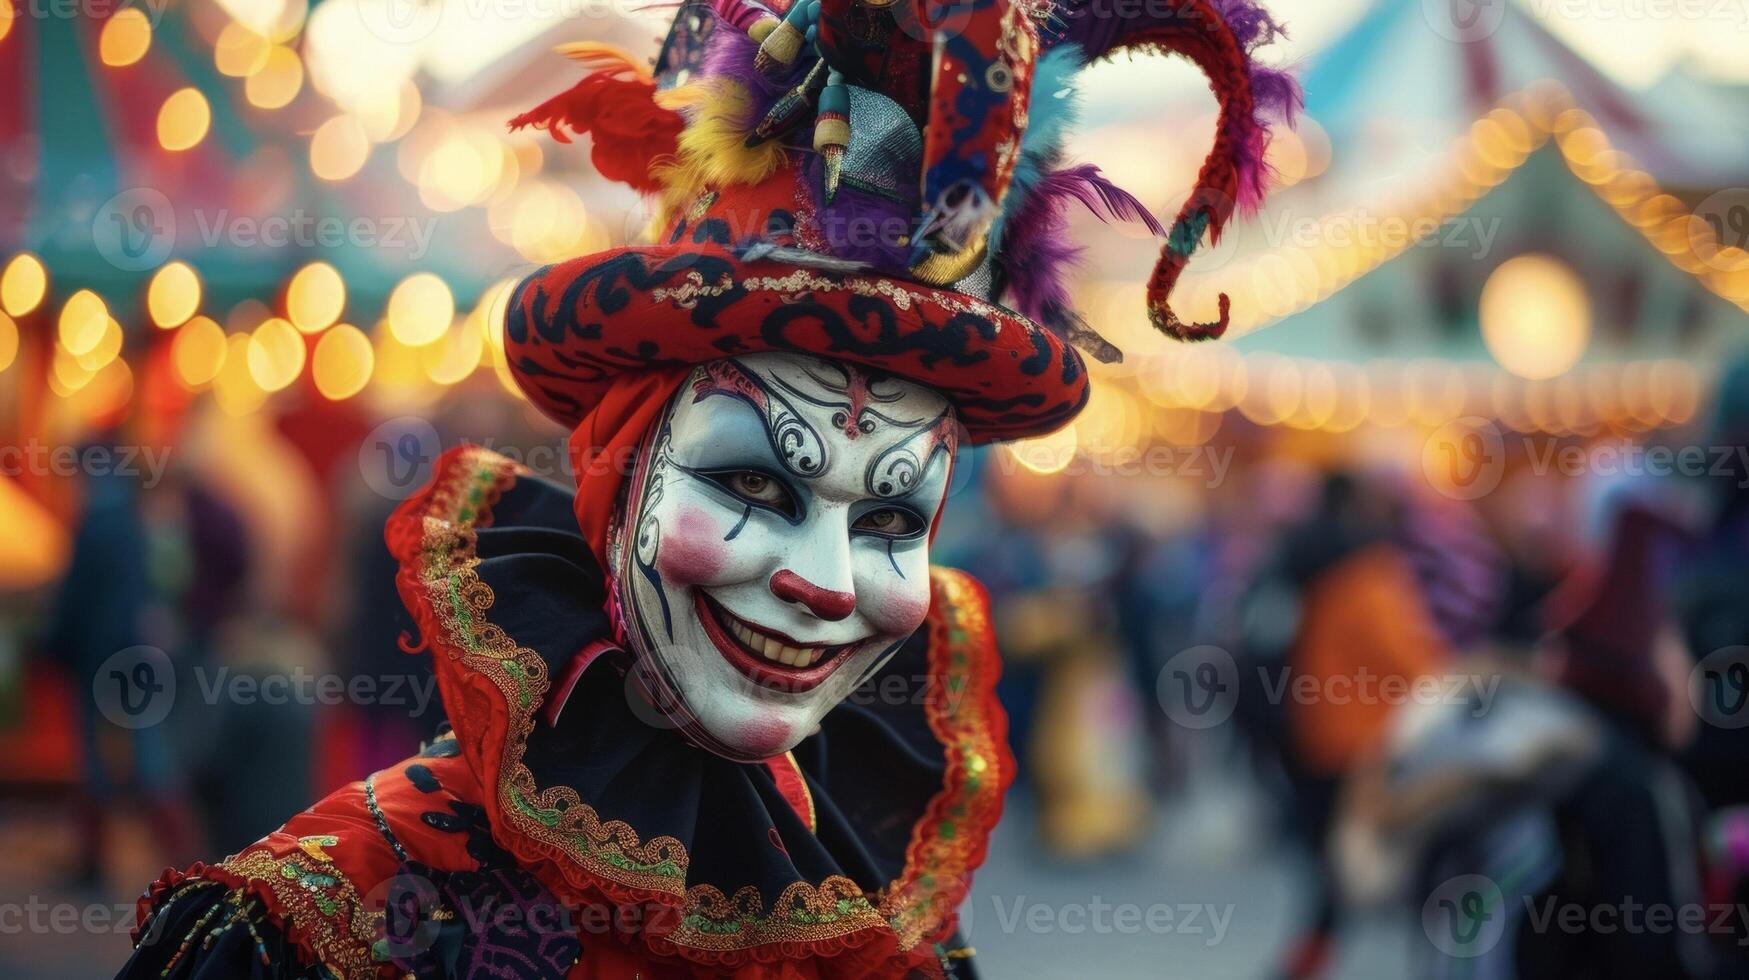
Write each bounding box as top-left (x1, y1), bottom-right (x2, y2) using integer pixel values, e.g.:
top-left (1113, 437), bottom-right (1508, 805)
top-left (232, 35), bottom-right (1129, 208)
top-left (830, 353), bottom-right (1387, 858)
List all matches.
top-left (409, 446), bottom-right (1001, 955)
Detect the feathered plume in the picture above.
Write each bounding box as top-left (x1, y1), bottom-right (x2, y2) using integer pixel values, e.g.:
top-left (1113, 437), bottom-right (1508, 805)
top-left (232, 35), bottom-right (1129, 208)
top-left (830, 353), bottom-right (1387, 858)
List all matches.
top-left (1044, 0), bottom-right (1302, 342)
top-left (507, 44), bottom-right (685, 195)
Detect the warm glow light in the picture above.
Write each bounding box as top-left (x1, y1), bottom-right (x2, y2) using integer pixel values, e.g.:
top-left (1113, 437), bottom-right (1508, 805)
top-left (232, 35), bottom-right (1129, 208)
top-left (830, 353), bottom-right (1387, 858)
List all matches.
top-left (0, 0), bottom-right (13, 44)
top-left (214, 23), bottom-right (272, 78)
top-left (420, 315), bottom-right (483, 385)
top-left (286, 262), bottom-right (345, 333)
top-left (1, 254), bottom-right (47, 316)
top-left (387, 273), bottom-right (454, 346)
top-left (246, 317), bottom-right (306, 391)
top-left (74, 358), bottom-right (135, 424)
top-left (311, 324), bottom-right (373, 399)
top-left (0, 312), bottom-right (17, 373)
top-left (172, 316), bottom-right (228, 388)
top-left (99, 9), bottom-right (153, 67)
top-left (213, 334), bottom-right (267, 415)
top-left (58, 290), bottom-right (110, 356)
top-left (310, 115), bottom-right (370, 181)
top-left (245, 46), bottom-right (304, 110)
top-left (148, 261), bottom-right (202, 328)
top-left (75, 317), bottom-right (124, 372)
top-left (1480, 254), bottom-right (1592, 380)
top-left (50, 347), bottom-right (93, 396)
top-left (158, 88), bottom-right (212, 151)
top-left (1005, 425), bottom-right (1078, 475)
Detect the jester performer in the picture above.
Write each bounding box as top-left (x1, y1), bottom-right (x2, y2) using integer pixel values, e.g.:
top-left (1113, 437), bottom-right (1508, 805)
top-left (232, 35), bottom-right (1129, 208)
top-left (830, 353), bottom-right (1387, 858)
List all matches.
top-left (119, 0), bottom-right (1295, 976)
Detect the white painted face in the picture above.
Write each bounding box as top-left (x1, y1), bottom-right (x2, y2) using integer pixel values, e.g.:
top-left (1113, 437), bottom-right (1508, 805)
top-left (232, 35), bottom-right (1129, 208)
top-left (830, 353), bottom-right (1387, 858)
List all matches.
top-left (611, 352), bottom-right (959, 761)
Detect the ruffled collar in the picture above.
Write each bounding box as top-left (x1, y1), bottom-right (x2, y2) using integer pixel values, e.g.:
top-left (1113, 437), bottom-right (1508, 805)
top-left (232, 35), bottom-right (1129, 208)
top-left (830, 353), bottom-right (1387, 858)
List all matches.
top-left (386, 446), bottom-right (1010, 974)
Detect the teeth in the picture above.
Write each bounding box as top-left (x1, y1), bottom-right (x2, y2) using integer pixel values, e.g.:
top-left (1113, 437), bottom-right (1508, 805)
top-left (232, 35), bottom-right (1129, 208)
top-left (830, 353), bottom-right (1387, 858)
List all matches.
top-left (718, 608), bottom-right (834, 668)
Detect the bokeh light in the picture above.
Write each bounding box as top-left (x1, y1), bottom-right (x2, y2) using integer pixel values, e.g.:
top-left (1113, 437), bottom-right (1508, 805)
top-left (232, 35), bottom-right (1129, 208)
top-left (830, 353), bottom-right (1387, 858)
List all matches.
top-left (158, 88), bottom-right (212, 152)
top-left (311, 324), bottom-right (374, 400)
top-left (172, 316), bottom-right (229, 388)
top-left (246, 317), bottom-right (306, 391)
top-left (1, 254), bottom-right (47, 317)
top-left (1480, 254), bottom-right (1592, 380)
top-left (386, 273), bottom-right (454, 347)
top-left (286, 262), bottom-right (346, 333)
top-left (58, 291), bottom-right (110, 356)
top-left (99, 9), bottom-right (153, 67)
top-left (148, 261), bottom-right (202, 328)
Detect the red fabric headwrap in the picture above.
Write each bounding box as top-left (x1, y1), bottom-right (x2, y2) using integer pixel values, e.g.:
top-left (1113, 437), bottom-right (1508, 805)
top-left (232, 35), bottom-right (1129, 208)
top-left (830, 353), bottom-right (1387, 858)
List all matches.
top-left (567, 367), bottom-right (691, 567)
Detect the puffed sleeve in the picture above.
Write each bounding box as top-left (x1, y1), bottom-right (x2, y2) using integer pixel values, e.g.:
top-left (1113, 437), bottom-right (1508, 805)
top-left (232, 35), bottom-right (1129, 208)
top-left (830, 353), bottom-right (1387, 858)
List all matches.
top-left (118, 881), bottom-right (325, 980)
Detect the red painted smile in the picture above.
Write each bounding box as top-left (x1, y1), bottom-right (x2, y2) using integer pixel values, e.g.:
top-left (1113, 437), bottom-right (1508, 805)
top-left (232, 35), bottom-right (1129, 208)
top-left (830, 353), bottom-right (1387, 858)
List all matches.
top-left (695, 591), bottom-right (862, 694)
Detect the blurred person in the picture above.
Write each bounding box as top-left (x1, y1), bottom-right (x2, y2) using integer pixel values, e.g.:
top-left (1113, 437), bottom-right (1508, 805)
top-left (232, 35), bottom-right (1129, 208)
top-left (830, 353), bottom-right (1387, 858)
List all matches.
top-left (42, 435), bottom-right (196, 887)
top-left (1337, 502), bottom-right (1717, 979)
top-left (1246, 471), bottom-right (1453, 979)
top-left (115, 2), bottom-right (1303, 977)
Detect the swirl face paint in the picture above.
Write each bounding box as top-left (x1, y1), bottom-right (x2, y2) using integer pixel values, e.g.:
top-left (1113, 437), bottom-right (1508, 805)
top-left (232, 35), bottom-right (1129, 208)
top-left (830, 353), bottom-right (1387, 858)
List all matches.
top-left (611, 352), bottom-right (958, 761)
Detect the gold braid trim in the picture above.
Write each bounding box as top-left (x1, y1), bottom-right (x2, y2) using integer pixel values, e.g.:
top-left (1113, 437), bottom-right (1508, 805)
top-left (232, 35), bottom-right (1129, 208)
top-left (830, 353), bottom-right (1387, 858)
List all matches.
top-left (216, 847), bottom-right (381, 979)
top-left (408, 446), bottom-right (1001, 956)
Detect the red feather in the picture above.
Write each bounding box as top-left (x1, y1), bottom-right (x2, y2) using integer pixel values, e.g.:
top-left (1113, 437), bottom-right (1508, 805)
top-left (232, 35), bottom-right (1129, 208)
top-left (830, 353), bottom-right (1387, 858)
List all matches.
top-left (508, 45), bottom-right (683, 194)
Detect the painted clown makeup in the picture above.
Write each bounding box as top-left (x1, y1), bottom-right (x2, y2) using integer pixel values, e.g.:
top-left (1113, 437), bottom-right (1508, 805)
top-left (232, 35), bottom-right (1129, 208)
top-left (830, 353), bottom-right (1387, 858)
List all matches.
top-left (610, 352), bottom-right (959, 761)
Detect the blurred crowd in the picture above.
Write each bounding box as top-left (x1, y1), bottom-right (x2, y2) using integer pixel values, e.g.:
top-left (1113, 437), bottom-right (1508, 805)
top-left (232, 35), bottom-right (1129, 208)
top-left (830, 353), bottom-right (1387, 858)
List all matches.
top-left (4, 351), bottom-right (1749, 979)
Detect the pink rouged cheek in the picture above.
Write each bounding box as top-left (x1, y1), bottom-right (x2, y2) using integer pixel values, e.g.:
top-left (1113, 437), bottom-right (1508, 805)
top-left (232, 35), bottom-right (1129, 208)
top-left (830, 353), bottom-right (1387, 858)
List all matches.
top-left (861, 577), bottom-right (932, 635)
top-left (734, 714), bottom-right (797, 760)
top-left (654, 505), bottom-right (732, 585)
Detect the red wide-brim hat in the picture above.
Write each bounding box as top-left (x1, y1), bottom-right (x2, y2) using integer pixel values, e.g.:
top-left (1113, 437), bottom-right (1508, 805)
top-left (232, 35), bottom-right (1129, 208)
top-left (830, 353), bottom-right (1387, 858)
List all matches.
top-left (502, 0), bottom-right (1300, 444)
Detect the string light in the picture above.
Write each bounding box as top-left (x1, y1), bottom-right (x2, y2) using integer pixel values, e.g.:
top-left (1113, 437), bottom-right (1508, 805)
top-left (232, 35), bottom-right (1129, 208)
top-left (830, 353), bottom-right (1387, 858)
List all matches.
top-left (1, 254), bottom-right (47, 317)
top-left (172, 316), bottom-right (229, 388)
top-left (158, 88), bottom-right (212, 151)
top-left (286, 261), bottom-right (345, 333)
top-left (148, 261), bottom-right (203, 328)
top-left (99, 8), bottom-right (153, 67)
top-left (311, 323), bottom-right (373, 399)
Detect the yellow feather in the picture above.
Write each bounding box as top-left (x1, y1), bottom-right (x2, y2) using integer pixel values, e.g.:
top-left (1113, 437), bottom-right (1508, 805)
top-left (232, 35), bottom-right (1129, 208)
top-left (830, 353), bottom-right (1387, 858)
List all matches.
top-left (650, 79), bottom-right (790, 219)
top-left (552, 42), bottom-right (651, 81)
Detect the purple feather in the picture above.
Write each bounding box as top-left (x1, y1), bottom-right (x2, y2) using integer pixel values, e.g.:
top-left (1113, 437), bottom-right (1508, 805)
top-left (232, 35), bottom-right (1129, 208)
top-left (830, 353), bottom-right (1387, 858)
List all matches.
top-left (698, 11), bottom-right (792, 117)
top-left (998, 172), bottom-right (1087, 323)
top-left (801, 157), bottom-right (916, 272)
top-left (1046, 0), bottom-right (1303, 215)
top-left (1034, 164), bottom-right (1165, 236)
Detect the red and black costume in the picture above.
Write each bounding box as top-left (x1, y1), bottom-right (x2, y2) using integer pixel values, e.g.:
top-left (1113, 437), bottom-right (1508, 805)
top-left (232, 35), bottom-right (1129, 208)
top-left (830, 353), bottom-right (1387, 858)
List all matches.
top-left (120, 0), bottom-right (1295, 975)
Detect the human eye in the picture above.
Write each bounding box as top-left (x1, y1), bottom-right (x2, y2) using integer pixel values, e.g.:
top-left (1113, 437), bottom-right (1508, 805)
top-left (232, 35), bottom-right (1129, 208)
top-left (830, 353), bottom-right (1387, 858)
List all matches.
top-left (701, 469), bottom-right (799, 517)
top-left (852, 505), bottom-right (924, 538)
